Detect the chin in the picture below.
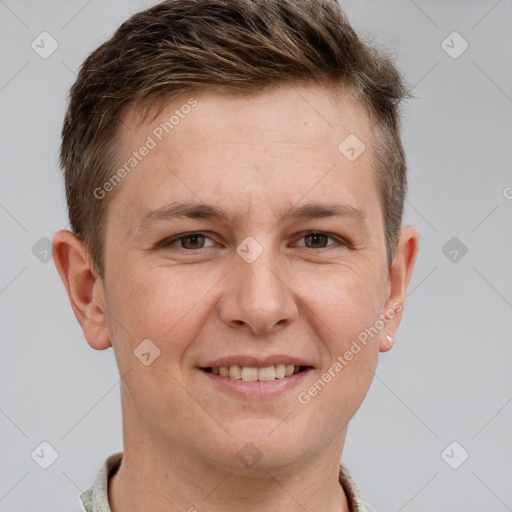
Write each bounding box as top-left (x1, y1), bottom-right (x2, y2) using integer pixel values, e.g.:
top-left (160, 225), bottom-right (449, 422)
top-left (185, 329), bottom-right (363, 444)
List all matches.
top-left (206, 423), bottom-right (312, 476)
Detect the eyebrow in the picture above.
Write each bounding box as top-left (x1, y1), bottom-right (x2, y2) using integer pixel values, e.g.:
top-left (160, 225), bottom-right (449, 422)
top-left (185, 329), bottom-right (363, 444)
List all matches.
top-left (132, 200), bottom-right (369, 236)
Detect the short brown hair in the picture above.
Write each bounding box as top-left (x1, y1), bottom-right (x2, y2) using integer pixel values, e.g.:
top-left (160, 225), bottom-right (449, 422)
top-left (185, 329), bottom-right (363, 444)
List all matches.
top-left (60, 0), bottom-right (412, 280)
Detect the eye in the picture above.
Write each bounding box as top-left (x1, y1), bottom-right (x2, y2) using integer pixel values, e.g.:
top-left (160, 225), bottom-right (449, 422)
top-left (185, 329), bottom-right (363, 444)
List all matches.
top-left (159, 231), bottom-right (346, 252)
top-left (161, 232), bottom-right (215, 250)
top-left (294, 231), bottom-right (343, 249)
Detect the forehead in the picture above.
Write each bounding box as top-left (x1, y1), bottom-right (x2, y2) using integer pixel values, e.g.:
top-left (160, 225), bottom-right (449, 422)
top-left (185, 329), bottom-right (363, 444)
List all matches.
top-left (144, 84), bottom-right (371, 147)
top-left (110, 83), bottom-right (380, 234)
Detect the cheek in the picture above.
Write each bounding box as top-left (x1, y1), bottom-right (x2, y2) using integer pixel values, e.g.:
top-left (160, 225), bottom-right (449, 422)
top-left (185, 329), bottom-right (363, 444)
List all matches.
top-left (297, 264), bottom-right (383, 335)
top-left (296, 266), bottom-right (382, 402)
top-left (106, 265), bottom-right (228, 385)
top-left (112, 267), bottom-right (210, 337)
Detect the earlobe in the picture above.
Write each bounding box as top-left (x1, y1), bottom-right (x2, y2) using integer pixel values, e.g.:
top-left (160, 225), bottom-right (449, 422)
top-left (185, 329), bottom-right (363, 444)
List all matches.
top-left (52, 229), bottom-right (112, 350)
top-left (379, 333), bottom-right (394, 353)
top-left (379, 225), bottom-right (420, 353)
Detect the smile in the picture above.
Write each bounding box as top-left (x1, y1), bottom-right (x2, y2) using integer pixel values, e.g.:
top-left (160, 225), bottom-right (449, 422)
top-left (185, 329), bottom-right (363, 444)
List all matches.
top-left (202, 364), bottom-right (310, 381)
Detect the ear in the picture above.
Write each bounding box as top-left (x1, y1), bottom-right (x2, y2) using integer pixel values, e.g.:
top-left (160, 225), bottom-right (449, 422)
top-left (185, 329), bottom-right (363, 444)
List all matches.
top-left (52, 229), bottom-right (112, 350)
top-left (379, 225), bottom-right (420, 352)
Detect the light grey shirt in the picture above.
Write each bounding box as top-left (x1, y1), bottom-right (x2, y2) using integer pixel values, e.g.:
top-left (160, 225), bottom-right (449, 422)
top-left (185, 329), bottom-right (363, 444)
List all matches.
top-left (67, 452), bottom-right (376, 512)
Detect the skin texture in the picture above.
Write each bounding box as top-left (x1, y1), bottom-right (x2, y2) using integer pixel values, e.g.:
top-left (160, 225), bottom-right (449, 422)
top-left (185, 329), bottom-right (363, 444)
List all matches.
top-left (53, 83), bottom-right (419, 512)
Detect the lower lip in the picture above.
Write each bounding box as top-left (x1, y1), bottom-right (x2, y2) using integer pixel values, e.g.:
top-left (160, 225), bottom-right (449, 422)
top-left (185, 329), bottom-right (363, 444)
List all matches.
top-left (199, 368), bottom-right (312, 399)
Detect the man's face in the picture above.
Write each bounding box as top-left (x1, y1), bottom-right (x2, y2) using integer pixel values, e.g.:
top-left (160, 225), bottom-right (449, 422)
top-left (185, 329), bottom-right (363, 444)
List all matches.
top-left (100, 84), bottom-right (397, 473)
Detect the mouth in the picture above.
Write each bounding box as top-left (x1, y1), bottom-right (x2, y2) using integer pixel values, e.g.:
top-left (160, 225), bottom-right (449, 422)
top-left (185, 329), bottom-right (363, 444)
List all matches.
top-left (197, 355), bottom-right (315, 399)
top-left (200, 364), bottom-right (312, 382)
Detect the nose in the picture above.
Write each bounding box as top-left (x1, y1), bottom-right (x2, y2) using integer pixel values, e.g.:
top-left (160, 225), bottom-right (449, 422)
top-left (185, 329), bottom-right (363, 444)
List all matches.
top-left (218, 246), bottom-right (298, 335)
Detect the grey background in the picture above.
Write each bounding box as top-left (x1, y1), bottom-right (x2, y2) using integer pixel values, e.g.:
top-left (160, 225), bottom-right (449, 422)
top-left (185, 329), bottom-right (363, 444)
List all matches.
top-left (1, 0), bottom-right (511, 510)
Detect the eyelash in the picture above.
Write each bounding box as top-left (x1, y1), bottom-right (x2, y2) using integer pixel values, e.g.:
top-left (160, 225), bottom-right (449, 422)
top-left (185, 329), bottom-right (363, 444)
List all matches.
top-left (160, 231), bottom-right (347, 251)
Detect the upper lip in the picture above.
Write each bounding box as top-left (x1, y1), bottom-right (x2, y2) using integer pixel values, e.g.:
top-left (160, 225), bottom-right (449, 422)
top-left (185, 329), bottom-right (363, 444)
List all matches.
top-left (199, 355), bottom-right (314, 368)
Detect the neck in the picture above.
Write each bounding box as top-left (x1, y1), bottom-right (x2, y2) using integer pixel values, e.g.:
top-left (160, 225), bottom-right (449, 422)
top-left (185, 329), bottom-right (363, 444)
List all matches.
top-left (109, 438), bottom-right (351, 512)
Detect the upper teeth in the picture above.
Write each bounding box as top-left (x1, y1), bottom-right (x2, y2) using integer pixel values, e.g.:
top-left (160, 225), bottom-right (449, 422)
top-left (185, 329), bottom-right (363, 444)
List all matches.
top-left (210, 364), bottom-right (299, 381)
